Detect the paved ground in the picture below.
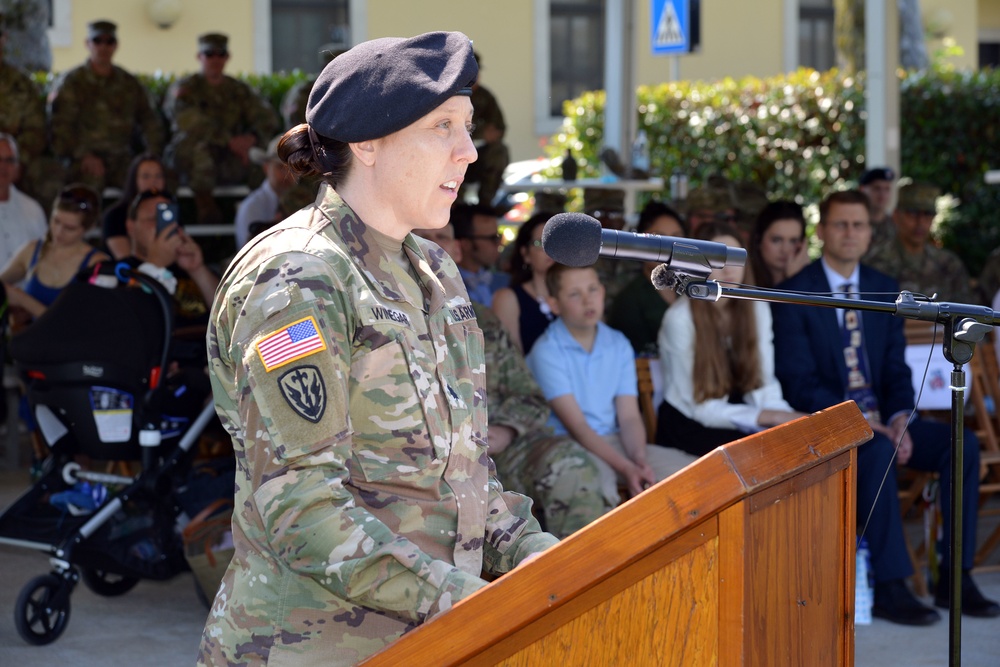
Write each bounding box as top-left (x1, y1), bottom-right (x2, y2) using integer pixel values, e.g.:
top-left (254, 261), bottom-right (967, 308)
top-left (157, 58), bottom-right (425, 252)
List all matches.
top-left (0, 464), bottom-right (998, 666)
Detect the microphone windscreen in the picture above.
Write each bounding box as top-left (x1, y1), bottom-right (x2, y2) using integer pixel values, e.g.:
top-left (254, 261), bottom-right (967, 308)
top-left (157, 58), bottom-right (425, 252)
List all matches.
top-left (649, 263), bottom-right (674, 291)
top-left (541, 212), bottom-right (602, 267)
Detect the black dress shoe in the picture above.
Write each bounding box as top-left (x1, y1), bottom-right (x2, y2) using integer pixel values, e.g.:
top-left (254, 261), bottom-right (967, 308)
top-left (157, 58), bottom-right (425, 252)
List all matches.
top-left (873, 579), bottom-right (941, 626)
top-left (934, 570), bottom-right (1000, 618)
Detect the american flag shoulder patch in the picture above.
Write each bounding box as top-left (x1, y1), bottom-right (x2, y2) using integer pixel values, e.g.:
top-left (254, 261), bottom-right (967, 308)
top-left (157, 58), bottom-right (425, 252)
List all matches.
top-left (255, 315), bottom-right (327, 372)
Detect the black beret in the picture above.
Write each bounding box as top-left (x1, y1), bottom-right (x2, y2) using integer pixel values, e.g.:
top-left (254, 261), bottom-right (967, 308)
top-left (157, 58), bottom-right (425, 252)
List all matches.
top-left (306, 31), bottom-right (478, 143)
top-left (859, 166), bottom-right (895, 185)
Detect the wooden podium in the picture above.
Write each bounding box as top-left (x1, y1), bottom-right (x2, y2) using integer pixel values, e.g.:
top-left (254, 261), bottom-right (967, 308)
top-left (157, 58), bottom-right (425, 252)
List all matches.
top-left (361, 402), bottom-right (872, 667)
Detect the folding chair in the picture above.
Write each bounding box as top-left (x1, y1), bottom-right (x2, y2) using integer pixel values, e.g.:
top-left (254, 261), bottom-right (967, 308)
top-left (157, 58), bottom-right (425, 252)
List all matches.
top-left (965, 334), bottom-right (1000, 571)
top-left (635, 357), bottom-right (657, 444)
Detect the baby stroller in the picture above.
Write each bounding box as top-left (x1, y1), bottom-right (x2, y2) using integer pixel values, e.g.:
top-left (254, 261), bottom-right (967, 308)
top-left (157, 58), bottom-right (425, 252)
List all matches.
top-left (0, 265), bottom-right (219, 645)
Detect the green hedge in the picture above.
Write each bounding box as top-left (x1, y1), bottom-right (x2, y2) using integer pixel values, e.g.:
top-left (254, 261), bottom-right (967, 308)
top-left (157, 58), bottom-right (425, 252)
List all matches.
top-left (547, 67), bottom-right (1000, 275)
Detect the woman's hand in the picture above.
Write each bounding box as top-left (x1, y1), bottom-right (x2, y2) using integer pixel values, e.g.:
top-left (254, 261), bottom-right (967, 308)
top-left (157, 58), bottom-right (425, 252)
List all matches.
top-left (786, 239), bottom-right (810, 280)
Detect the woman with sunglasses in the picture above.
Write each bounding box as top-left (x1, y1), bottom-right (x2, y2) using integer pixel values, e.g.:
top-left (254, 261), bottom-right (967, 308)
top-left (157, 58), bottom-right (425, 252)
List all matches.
top-left (198, 33), bottom-right (556, 666)
top-left (491, 212), bottom-right (557, 354)
top-left (0, 184), bottom-right (107, 327)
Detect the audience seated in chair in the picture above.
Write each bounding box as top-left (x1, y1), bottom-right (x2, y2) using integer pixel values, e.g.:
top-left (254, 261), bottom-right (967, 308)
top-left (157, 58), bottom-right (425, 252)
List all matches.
top-left (491, 213), bottom-right (555, 355)
top-left (526, 263), bottom-right (695, 500)
top-left (771, 189), bottom-right (999, 625)
top-left (747, 200), bottom-right (809, 290)
top-left (101, 153), bottom-right (168, 259)
top-left (234, 135), bottom-right (295, 249)
top-left (866, 182), bottom-right (978, 304)
top-left (413, 223), bottom-right (614, 538)
top-left (656, 221), bottom-right (803, 459)
top-left (606, 200), bottom-right (687, 356)
top-left (1, 183), bottom-right (107, 327)
top-left (0, 134), bottom-right (47, 271)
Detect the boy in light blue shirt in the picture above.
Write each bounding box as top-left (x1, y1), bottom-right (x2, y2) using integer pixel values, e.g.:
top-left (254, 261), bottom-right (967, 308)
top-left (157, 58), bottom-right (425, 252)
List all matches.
top-left (527, 264), bottom-right (694, 499)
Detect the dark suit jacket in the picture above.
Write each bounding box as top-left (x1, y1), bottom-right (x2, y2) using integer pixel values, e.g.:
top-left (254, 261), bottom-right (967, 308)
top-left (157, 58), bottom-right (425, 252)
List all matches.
top-left (771, 260), bottom-right (914, 419)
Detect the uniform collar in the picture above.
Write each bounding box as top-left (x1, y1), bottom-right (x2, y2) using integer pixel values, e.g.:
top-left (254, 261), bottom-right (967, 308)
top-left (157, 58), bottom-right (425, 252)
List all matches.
top-left (315, 183), bottom-right (450, 313)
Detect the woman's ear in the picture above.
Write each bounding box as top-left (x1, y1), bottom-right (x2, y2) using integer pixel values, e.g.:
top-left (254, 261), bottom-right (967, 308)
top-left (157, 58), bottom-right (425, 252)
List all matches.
top-left (349, 140), bottom-right (377, 167)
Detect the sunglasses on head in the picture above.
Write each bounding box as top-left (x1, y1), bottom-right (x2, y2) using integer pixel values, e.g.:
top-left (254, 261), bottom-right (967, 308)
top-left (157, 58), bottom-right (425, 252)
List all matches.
top-left (91, 36), bottom-right (117, 46)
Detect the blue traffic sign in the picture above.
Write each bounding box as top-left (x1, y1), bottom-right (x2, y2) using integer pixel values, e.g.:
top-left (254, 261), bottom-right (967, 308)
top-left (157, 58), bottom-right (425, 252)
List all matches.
top-left (651, 0), bottom-right (689, 56)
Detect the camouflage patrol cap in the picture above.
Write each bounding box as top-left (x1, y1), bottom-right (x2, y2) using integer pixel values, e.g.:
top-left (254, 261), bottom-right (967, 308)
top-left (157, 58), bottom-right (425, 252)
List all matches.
top-left (896, 182), bottom-right (939, 214)
top-left (306, 31), bottom-right (478, 142)
top-left (87, 20), bottom-right (117, 40)
top-left (583, 187), bottom-right (625, 213)
top-left (685, 183), bottom-right (736, 214)
top-left (198, 33), bottom-right (229, 53)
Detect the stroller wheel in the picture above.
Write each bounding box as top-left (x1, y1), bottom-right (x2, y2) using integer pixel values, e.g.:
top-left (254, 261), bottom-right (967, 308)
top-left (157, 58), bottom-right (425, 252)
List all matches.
top-left (81, 568), bottom-right (140, 597)
top-left (14, 574), bottom-right (72, 645)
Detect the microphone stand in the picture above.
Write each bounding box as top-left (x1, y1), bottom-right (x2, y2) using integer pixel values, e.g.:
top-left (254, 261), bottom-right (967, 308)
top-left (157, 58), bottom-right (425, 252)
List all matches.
top-left (659, 270), bottom-right (998, 667)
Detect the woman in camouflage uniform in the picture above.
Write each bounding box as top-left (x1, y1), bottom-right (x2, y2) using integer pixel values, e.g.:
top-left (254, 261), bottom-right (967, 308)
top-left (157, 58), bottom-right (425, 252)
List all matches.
top-left (198, 32), bottom-right (557, 666)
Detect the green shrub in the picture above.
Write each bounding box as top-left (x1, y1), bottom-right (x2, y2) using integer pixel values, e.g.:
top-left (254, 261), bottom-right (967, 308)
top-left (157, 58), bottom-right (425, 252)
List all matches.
top-left (548, 67), bottom-right (1000, 276)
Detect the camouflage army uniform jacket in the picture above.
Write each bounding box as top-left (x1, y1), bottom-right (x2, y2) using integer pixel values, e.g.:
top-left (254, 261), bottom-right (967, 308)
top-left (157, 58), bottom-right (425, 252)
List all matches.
top-left (0, 61), bottom-right (45, 162)
top-left (48, 62), bottom-right (164, 161)
top-left (164, 73), bottom-right (277, 150)
top-left (199, 184), bottom-right (557, 666)
top-left (866, 237), bottom-right (977, 304)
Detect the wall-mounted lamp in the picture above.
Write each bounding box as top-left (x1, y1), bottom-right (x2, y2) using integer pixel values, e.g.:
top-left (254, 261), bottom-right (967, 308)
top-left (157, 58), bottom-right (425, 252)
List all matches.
top-left (147, 0), bottom-right (182, 30)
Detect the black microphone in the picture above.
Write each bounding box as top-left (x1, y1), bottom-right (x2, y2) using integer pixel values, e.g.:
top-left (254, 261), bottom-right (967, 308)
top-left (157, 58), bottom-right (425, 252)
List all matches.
top-left (541, 212), bottom-right (746, 275)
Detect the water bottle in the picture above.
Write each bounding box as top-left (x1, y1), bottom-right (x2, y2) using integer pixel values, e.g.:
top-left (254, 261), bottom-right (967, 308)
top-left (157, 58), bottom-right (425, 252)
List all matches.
top-left (855, 537), bottom-right (873, 624)
top-left (630, 129), bottom-right (650, 177)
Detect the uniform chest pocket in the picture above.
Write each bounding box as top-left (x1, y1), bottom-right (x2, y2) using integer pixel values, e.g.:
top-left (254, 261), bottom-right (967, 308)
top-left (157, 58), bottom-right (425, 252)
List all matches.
top-left (442, 323), bottom-right (488, 449)
top-left (349, 334), bottom-right (444, 484)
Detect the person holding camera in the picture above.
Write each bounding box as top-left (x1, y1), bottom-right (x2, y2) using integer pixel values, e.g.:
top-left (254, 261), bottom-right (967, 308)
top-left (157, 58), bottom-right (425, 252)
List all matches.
top-left (122, 189), bottom-right (218, 329)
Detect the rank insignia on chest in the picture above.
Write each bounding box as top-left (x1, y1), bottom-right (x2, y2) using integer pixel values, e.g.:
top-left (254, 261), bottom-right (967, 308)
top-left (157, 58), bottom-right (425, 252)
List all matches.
top-left (278, 365), bottom-right (327, 423)
top-left (256, 315), bottom-right (327, 372)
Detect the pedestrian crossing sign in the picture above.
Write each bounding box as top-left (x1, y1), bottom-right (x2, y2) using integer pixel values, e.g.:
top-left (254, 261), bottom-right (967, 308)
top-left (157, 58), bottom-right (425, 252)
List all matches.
top-left (651, 0), bottom-right (689, 55)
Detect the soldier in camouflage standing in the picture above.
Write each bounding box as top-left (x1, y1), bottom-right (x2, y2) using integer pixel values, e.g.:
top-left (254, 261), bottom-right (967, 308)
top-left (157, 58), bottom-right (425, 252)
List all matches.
top-left (163, 33), bottom-right (278, 224)
top-left (198, 32), bottom-right (557, 666)
top-left (0, 13), bottom-right (45, 188)
top-left (415, 223), bottom-right (616, 539)
top-left (47, 21), bottom-right (164, 193)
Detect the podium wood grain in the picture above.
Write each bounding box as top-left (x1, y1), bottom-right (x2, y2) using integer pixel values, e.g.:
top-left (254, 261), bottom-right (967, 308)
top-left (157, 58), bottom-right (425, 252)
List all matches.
top-left (361, 402), bottom-right (871, 667)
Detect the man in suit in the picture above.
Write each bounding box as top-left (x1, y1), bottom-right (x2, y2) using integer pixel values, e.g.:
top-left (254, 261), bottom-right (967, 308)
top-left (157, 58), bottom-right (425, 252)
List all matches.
top-left (771, 189), bottom-right (999, 625)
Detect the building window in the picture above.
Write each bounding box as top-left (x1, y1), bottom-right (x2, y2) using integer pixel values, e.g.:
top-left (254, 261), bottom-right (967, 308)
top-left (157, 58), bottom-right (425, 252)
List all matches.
top-left (271, 0), bottom-right (350, 73)
top-left (535, 0), bottom-right (605, 135)
top-left (550, 0), bottom-right (605, 117)
top-left (981, 42), bottom-right (1000, 68)
top-left (799, 0), bottom-right (834, 71)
